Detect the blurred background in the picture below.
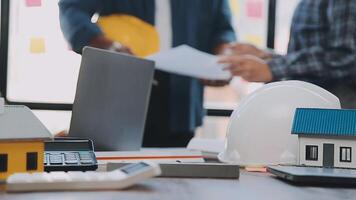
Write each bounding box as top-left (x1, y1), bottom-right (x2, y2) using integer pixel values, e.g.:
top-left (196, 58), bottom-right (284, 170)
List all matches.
top-left (0, 0), bottom-right (301, 139)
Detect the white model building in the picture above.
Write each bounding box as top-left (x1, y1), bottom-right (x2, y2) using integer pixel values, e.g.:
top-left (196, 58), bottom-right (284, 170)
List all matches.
top-left (292, 108), bottom-right (356, 169)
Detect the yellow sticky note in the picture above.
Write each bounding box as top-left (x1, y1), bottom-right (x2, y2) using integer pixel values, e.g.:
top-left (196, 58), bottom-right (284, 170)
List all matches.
top-left (30, 38), bottom-right (46, 54)
top-left (245, 35), bottom-right (263, 46)
top-left (229, 0), bottom-right (240, 16)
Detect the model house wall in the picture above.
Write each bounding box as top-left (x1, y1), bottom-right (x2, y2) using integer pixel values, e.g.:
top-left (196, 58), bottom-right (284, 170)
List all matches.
top-left (0, 140), bottom-right (45, 180)
top-left (299, 137), bottom-right (356, 169)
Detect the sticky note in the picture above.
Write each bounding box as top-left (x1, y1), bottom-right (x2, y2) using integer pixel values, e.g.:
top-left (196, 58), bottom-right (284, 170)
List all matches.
top-left (246, 0), bottom-right (263, 19)
top-left (229, 0), bottom-right (240, 16)
top-left (30, 38), bottom-right (46, 54)
top-left (25, 0), bottom-right (42, 7)
top-left (245, 35), bottom-right (263, 46)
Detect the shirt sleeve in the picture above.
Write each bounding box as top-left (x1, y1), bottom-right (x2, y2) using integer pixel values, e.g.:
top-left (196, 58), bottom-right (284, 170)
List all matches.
top-left (268, 0), bottom-right (356, 82)
top-left (211, 0), bottom-right (237, 48)
top-left (58, 0), bottom-right (103, 54)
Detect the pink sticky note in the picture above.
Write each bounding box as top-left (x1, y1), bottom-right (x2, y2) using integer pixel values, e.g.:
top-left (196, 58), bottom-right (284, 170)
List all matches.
top-left (25, 0), bottom-right (42, 7)
top-left (246, 0), bottom-right (263, 19)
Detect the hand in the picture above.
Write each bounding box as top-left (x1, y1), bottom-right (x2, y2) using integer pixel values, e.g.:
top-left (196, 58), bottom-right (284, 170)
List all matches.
top-left (89, 35), bottom-right (133, 55)
top-left (201, 79), bottom-right (231, 87)
top-left (109, 42), bottom-right (134, 55)
top-left (219, 55), bottom-right (273, 82)
top-left (116, 45), bottom-right (133, 54)
top-left (229, 43), bottom-right (271, 59)
top-left (54, 130), bottom-right (68, 137)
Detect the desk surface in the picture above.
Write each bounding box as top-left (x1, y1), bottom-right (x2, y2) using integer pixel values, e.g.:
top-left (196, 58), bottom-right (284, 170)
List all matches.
top-left (1, 171), bottom-right (355, 200)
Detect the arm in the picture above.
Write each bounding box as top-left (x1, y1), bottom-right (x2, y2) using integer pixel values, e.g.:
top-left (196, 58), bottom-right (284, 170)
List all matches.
top-left (212, 0), bottom-right (237, 55)
top-left (268, 0), bottom-right (356, 82)
top-left (202, 0), bottom-right (237, 87)
top-left (59, 0), bottom-right (103, 53)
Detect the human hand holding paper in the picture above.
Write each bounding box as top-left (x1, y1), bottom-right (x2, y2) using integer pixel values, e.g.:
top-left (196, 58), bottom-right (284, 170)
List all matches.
top-left (228, 43), bottom-right (272, 59)
top-left (147, 45), bottom-right (232, 80)
top-left (90, 36), bottom-right (133, 55)
top-left (219, 54), bottom-right (273, 82)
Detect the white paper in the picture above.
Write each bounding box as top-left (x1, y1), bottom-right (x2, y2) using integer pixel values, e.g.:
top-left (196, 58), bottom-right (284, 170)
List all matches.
top-left (147, 45), bottom-right (231, 80)
top-left (187, 138), bottom-right (225, 154)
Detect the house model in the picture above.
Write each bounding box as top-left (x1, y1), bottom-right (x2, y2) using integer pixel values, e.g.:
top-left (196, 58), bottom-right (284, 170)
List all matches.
top-left (292, 108), bottom-right (356, 169)
top-left (0, 100), bottom-right (52, 181)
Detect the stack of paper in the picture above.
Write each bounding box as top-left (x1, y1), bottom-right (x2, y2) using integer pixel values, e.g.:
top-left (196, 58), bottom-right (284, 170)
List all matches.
top-left (95, 148), bottom-right (204, 165)
top-left (187, 137), bottom-right (225, 159)
top-left (147, 45), bottom-right (231, 80)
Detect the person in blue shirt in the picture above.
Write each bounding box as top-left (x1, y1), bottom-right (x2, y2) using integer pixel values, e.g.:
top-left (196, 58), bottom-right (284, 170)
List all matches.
top-left (59, 0), bottom-right (236, 147)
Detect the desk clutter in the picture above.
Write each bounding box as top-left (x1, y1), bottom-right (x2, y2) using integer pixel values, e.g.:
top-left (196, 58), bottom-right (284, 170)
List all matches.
top-left (3, 80), bottom-right (356, 193)
top-left (97, 149), bottom-right (239, 179)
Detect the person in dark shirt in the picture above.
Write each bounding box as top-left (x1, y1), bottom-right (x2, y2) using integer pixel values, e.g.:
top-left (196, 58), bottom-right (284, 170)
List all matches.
top-left (59, 0), bottom-right (236, 146)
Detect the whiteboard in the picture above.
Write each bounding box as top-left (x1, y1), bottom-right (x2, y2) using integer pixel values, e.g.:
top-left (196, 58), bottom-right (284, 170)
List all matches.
top-left (6, 0), bottom-right (81, 104)
top-left (5, 0), bottom-right (269, 105)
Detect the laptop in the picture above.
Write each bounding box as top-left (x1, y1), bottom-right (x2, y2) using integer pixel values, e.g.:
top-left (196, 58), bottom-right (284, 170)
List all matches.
top-left (267, 165), bottom-right (356, 185)
top-left (68, 47), bottom-right (155, 151)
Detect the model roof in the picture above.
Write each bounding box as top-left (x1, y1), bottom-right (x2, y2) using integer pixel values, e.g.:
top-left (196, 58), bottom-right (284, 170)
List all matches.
top-left (292, 108), bottom-right (356, 137)
top-left (0, 105), bottom-right (52, 141)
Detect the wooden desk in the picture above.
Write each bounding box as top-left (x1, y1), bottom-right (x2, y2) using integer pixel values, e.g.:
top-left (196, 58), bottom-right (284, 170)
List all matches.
top-left (1, 171), bottom-right (355, 200)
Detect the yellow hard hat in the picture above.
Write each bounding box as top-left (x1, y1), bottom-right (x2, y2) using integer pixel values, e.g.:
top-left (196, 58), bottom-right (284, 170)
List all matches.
top-left (97, 14), bottom-right (160, 57)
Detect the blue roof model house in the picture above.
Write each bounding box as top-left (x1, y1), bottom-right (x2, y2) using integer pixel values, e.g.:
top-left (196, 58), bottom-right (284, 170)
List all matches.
top-left (292, 108), bottom-right (356, 169)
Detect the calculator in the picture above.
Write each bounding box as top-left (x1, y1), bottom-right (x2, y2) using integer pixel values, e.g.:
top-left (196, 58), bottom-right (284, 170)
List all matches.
top-left (44, 138), bottom-right (98, 172)
top-left (7, 161), bottom-right (161, 192)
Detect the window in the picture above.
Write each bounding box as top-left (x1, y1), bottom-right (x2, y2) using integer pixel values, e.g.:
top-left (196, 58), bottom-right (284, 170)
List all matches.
top-left (0, 154), bottom-right (8, 172)
top-left (26, 152), bottom-right (38, 171)
top-left (340, 147), bottom-right (352, 163)
top-left (305, 145), bottom-right (318, 161)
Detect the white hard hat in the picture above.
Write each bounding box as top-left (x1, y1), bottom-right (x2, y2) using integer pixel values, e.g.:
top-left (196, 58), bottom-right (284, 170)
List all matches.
top-left (218, 81), bottom-right (341, 166)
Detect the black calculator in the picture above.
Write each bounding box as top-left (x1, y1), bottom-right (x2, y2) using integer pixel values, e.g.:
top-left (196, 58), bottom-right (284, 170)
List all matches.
top-left (44, 138), bottom-right (98, 172)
